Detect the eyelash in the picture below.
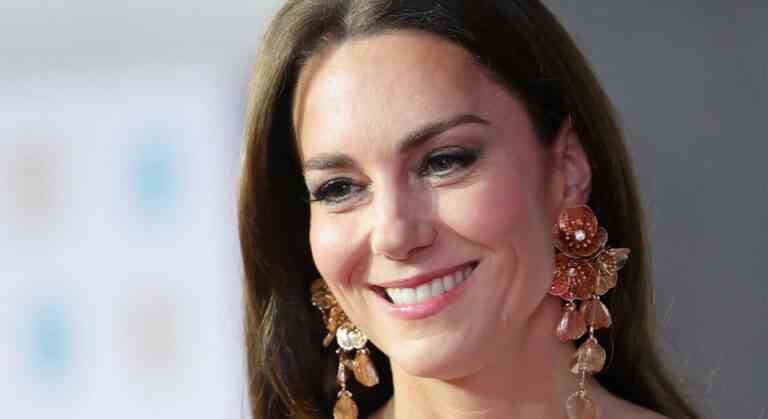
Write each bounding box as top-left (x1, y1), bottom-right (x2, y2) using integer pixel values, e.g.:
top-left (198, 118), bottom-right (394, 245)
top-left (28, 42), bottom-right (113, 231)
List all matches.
top-left (308, 147), bottom-right (481, 206)
top-left (308, 178), bottom-right (364, 205)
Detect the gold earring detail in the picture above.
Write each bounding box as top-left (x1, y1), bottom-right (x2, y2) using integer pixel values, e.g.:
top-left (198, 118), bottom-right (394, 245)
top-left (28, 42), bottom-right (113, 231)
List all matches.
top-left (549, 206), bottom-right (630, 419)
top-left (311, 279), bottom-right (380, 419)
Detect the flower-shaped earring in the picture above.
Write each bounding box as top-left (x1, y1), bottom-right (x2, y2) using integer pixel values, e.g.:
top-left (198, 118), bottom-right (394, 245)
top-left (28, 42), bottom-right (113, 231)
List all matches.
top-left (311, 279), bottom-right (379, 419)
top-left (549, 206), bottom-right (630, 419)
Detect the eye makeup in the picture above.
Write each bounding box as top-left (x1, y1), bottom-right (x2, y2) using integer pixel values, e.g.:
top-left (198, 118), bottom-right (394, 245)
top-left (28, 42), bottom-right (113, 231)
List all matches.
top-left (306, 143), bottom-right (484, 208)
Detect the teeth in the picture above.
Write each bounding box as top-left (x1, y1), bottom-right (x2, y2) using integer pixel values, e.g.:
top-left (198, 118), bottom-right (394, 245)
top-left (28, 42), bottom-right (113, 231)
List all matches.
top-left (385, 264), bottom-right (475, 305)
top-left (453, 271), bottom-right (463, 285)
top-left (399, 288), bottom-right (416, 305)
top-left (415, 283), bottom-right (431, 303)
top-left (443, 275), bottom-right (455, 290)
top-left (431, 278), bottom-right (445, 296)
top-left (387, 288), bottom-right (401, 303)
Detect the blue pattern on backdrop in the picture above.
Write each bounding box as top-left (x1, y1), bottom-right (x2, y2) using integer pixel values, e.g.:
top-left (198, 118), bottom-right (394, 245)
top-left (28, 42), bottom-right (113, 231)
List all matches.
top-left (128, 124), bottom-right (181, 224)
top-left (23, 301), bottom-right (75, 382)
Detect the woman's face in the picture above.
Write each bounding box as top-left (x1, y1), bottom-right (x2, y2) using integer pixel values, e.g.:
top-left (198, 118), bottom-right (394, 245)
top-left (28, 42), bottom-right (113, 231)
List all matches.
top-left (294, 31), bottom-right (584, 379)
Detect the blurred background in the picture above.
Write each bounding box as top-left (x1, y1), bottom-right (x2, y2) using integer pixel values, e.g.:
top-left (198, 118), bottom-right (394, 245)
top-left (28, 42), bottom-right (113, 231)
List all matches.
top-left (0, 1), bottom-right (765, 418)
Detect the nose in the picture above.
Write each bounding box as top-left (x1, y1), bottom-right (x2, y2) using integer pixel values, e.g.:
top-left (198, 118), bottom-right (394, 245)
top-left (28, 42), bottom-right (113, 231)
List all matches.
top-left (370, 185), bottom-right (436, 261)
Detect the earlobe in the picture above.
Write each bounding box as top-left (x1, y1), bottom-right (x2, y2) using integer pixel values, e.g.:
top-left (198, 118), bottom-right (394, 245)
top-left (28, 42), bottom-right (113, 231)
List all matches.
top-left (552, 116), bottom-right (592, 209)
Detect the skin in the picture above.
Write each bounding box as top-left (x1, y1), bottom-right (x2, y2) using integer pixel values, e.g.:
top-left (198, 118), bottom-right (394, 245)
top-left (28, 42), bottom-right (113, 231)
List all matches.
top-left (293, 31), bottom-right (665, 419)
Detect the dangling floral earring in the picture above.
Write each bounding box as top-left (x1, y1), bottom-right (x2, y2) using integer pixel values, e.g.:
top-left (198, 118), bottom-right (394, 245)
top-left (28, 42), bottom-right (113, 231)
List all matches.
top-left (549, 206), bottom-right (630, 419)
top-left (311, 279), bottom-right (380, 419)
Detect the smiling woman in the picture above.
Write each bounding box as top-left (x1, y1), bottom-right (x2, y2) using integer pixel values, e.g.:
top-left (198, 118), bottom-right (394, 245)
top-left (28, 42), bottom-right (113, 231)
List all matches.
top-left (238, 1), bottom-right (702, 419)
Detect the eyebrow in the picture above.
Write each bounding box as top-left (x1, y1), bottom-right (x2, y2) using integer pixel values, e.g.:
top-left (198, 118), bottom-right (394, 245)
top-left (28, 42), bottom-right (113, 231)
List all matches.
top-left (302, 113), bottom-right (490, 172)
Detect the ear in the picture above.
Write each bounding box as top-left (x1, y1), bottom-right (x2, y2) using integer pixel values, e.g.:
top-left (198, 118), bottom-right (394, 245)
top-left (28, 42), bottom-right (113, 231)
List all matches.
top-left (549, 116), bottom-right (592, 212)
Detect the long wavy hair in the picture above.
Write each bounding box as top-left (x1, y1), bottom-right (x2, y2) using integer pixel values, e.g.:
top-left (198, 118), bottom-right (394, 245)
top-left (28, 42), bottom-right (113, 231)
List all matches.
top-left (238, 1), bottom-right (702, 418)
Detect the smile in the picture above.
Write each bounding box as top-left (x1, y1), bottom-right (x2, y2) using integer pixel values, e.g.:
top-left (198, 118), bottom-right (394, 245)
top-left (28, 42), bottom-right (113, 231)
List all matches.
top-left (384, 264), bottom-right (475, 305)
top-left (372, 261), bottom-right (479, 320)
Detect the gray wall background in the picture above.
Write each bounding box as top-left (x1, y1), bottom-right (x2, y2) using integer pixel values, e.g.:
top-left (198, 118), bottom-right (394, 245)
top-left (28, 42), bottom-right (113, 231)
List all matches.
top-left (543, 2), bottom-right (768, 418)
top-left (1, 1), bottom-right (765, 418)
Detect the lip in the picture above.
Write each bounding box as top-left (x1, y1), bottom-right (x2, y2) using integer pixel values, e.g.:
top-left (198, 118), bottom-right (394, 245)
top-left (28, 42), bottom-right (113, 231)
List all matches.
top-left (372, 261), bottom-right (478, 320)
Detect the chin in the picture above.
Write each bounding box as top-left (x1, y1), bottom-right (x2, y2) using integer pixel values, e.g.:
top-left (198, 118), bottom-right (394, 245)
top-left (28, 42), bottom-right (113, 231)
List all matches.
top-left (385, 332), bottom-right (488, 380)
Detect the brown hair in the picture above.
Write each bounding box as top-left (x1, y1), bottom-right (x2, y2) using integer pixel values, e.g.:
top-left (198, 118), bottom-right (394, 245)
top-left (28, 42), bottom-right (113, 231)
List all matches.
top-left (238, 1), bottom-right (701, 418)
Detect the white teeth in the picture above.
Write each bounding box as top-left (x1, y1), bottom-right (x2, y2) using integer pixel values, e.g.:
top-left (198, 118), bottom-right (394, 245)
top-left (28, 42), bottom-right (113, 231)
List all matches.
top-left (443, 275), bottom-right (455, 290)
top-left (384, 264), bottom-right (475, 305)
top-left (453, 271), bottom-right (464, 285)
top-left (415, 283), bottom-right (432, 303)
top-left (386, 288), bottom-right (401, 303)
top-left (431, 278), bottom-right (445, 296)
top-left (400, 288), bottom-right (416, 304)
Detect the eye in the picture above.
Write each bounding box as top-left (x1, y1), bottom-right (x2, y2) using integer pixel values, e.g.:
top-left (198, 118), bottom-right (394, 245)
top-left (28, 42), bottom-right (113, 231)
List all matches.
top-left (309, 178), bottom-right (363, 205)
top-left (419, 147), bottom-right (480, 178)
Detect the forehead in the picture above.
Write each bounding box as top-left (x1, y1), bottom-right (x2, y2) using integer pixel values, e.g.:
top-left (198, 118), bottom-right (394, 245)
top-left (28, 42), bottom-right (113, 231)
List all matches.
top-left (292, 31), bottom-right (510, 158)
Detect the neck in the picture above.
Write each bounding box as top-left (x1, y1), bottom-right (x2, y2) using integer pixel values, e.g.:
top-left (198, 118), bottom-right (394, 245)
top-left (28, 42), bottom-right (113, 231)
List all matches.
top-left (379, 297), bottom-right (604, 419)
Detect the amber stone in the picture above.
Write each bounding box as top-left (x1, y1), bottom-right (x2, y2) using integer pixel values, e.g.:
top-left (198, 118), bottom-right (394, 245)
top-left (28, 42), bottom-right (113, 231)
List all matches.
top-left (310, 278), bottom-right (328, 299)
top-left (570, 337), bottom-right (606, 374)
top-left (336, 361), bottom-right (347, 387)
top-left (334, 391), bottom-right (358, 419)
top-left (327, 306), bottom-right (346, 333)
top-left (566, 392), bottom-right (599, 419)
top-left (352, 349), bottom-right (380, 387)
top-left (556, 303), bottom-right (587, 341)
top-left (314, 293), bottom-right (336, 311)
top-left (310, 279), bottom-right (337, 309)
top-left (580, 299), bottom-right (612, 329)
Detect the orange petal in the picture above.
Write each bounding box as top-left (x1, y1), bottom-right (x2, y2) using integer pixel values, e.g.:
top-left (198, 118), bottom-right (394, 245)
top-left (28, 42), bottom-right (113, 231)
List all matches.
top-left (572, 263), bottom-right (597, 300)
top-left (550, 255), bottom-right (572, 297)
top-left (594, 272), bottom-right (617, 295)
top-left (597, 247), bottom-right (630, 275)
top-left (580, 298), bottom-right (612, 329)
top-left (550, 278), bottom-right (570, 297)
top-left (557, 206), bottom-right (599, 236)
top-left (554, 206), bottom-right (609, 259)
top-left (557, 227), bottom-right (607, 259)
top-left (553, 255), bottom-right (597, 301)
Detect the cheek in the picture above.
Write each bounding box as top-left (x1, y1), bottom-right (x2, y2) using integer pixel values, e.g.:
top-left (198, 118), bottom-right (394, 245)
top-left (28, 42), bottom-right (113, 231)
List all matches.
top-left (440, 177), bottom-right (537, 245)
top-left (439, 165), bottom-right (555, 288)
top-left (309, 218), bottom-right (342, 279)
top-left (309, 215), bottom-right (361, 288)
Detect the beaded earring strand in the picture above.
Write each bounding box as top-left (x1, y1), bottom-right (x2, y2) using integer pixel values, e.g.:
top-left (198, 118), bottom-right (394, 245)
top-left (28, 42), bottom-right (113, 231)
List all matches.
top-left (549, 206), bottom-right (630, 419)
top-left (311, 279), bottom-right (380, 419)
